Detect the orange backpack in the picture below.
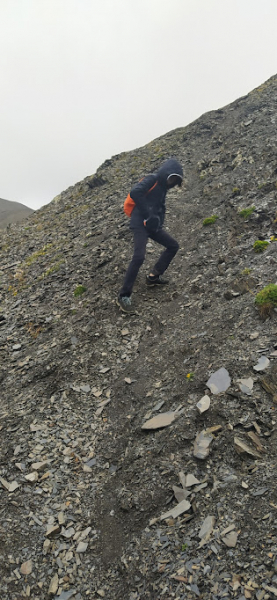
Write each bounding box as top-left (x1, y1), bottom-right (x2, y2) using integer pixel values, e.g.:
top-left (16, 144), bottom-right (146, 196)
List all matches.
top-left (123, 180), bottom-right (158, 217)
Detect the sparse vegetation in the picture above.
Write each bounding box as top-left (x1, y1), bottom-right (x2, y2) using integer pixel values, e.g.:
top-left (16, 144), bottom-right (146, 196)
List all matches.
top-left (39, 260), bottom-right (64, 280)
top-left (25, 244), bottom-right (52, 266)
top-left (241, 268), bottom-right (252, 276)
top-left (186, 372), bottom-right (194, 381)
top-left (239, 206), bottom-right (255, 219)
top-left (74, 285), bottom-right (87, 297)
top-left (25, 322), bottom-right (43, 339)
top-left (203, 215), bottom-right (218, 226)
top-left (253, 240), bottom-right (269, 253)
top-left (255, 284), bottom-right (277, 318)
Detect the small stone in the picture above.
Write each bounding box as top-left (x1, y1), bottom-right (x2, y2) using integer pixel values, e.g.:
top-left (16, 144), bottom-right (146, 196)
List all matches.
top-left (196, 395), bottom-right (210, 414)
top-left (25, 472), bottom-right (39, 484)
top-left (199, 515), bottom-right (216, 542)
top-left (222, 531), bottom-right (238, 547)
top-left (12, 344), bottom-right (22, 351)
top-left (238, 377), bottom-right (254, 395)
top-left (20, 560), bottom-right (32, 575)
top-left (179, 471), bottom-right (186, 488)
top-left (91, 387), bottom-right (102, 397)
top-left (186, 474), bottom-right (200, 487)
top-left (8, 481), bottom-right (20, 492)
top-left (95, 399), bottom-right (110, 416)
top-left (220, 524), bottom-right (235, 536)
top-left (250, 332), bottom-right (259, 340)
top-left (48, 573), bottom-right (59, 595)
top-left (83, 465), bottom-right (92, 473)
top-left (78, 527), bottom-right (91, 541)
top-left (43, 539), bottom-right (51, 554)
top-left (242, 481), bottom-right (249, 489)
top-left (31, 461), bottom-right (49, 471)
top-left (80, 384), bottom-right (90, 392)
top-left (58, 512), bottom-right (66, 526)
top-left (46, 524), bottom-right (60, 537)
top-left (0, 477), bottom-right (11, 491)
top-left (61, 527), bottom-right (75, 539)
top-left (246, 431), bottom-right (265, 453)
top-left (194, 430), bottom-right (213, 459)
top-left (97, 591), bottom-right (105, 598)
top-left (253, 356), bottom-right (270, 372)
top-left (172, 485), bottom-right (190, 503)
top-left (76, 541), bottom-right (88, 553)
top-left (56, 591), bottom-right (77, 600)
top-left (234, 437), bottom-right (261, 459)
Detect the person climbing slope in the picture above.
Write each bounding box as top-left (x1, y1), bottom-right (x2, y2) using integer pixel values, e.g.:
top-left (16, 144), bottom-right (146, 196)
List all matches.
top-left (117, 158), bottom-right (183, 313)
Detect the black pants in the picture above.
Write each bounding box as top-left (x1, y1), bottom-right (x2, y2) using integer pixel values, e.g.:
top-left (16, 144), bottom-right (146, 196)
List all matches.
top-left (119, 225), bottom-right (179, 297)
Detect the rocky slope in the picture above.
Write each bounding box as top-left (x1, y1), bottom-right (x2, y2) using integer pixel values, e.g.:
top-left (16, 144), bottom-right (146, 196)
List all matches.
top-left (0, 74), bottom-right (277, 600)
top-left (0, 198), bottom-right (33, 229)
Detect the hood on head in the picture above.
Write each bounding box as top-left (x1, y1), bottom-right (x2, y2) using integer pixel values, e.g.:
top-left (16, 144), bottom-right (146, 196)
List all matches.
top-left (157, 158), bottom-right (183, 187)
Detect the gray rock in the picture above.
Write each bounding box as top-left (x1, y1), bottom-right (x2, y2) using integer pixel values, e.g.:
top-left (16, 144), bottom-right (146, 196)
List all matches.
top-left (253, 356), bottom-right (270, 371)
top-left (194, 430), bottom-right (213, 459)
top-left (207, 368), bottom-right (231, 394)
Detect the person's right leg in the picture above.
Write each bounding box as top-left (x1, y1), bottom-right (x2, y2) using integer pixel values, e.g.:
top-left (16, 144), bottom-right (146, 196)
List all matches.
top-left (119, 225), bottom-right (148, 298)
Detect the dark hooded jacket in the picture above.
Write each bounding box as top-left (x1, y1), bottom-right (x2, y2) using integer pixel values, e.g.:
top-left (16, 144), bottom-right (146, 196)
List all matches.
top-left (129, 158), bottom-right (183, 229)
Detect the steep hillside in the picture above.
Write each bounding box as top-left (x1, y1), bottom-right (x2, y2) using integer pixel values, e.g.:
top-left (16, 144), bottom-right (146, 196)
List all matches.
top-left (0, 75), bottom-right (277, 600)
top-left (0, 197), bottom-right (33, 229)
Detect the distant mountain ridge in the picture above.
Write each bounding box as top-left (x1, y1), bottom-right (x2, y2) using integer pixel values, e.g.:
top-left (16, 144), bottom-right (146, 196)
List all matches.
top-left (0, 197), bottom-right (33, 229)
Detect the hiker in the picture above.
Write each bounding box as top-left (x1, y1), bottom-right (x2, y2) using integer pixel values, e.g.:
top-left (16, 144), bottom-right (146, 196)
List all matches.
top-left (117, 158), bottom-right (183, 312)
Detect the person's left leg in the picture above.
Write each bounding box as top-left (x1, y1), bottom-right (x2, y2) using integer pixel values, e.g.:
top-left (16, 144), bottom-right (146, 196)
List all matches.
top-left (148, 229), bottom-right (179, 276)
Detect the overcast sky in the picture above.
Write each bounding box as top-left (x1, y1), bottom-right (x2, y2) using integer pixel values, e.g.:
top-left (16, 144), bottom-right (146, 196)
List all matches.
top-left (1, 0), bottom-right (277, 210)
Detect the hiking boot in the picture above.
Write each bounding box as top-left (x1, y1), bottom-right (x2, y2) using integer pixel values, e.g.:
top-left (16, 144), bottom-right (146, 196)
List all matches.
top-left (116, 295), bottom-right (134, 313)
top-left (146, 274), bottom-right (169, 286)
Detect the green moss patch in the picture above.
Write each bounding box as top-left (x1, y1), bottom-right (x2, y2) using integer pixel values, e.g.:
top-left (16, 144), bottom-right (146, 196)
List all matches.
top-left (255, 284), bottom-right (277, 318)
top-left (239, 206), bottom-right (255, 219)
top-left (74, 285), bottom-right (87, 297)
top-left (253, 240), bottom-right (269, 253)
top-left (203, 215), bottom-right (218, 226)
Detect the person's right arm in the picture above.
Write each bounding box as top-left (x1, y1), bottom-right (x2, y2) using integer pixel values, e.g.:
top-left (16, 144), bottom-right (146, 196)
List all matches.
top-left (130, 175), bottom-right (157, 219)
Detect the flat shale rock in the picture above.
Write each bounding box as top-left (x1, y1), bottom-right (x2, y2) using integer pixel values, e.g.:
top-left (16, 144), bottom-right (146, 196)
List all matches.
top-left (253, 356), bottom-right (270, 371)
top-left (172, 485), bottom-right (190, 502)
top-left (76, 541), bottom-right (88, 552)
top-left (20, 559), bottom-right (32, 575)
top-left (238, 377), bottom-right (254, 395)
top-left (194, 429), bottom-right (213, 459)
top-left (25, 471), bottom-right (39, 483)
top-left (206, 367), bottom-right (231, 394)
top-left (234, 436), bottom-right (261, 459)
top-left (196, 394), bottom-right (210, 413)
top-left (186, 473), bottom-right (200, 487)
top-left (141, 411), bottom-right (178, 429)
top-left (48, 573), bottom-right (59, 595)
top-left (160, 499), bottom-right (191, 520)
top-left (199, 515), bottom-right (216, 546)
top-left (222, 531), bottom-right (238, 547)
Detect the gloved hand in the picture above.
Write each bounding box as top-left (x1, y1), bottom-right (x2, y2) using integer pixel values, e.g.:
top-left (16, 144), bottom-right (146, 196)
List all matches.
top-left (143, 215), bottom-right (160, 232)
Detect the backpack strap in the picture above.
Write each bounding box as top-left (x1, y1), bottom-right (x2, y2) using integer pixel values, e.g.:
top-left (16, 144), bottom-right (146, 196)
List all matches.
top-left (123, 180), bottom-right (158, 217)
